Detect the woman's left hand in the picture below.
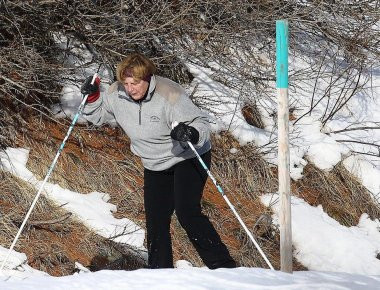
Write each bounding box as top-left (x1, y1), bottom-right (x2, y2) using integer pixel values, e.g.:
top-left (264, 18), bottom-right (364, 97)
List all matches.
top-left (170, 122), bottom-right (199, 144)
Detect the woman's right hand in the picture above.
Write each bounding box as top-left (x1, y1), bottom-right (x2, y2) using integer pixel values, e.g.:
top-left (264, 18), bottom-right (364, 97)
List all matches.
top-left (81, 76), bottom-right (101, 103)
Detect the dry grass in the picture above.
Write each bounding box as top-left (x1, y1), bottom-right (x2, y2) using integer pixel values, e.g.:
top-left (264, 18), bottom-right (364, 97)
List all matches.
top-left (0, 171), bottom-right (110, 276)
top-left (241, 103), bottom-right (265, 130)
top-left (294, 163), bottom-right (380, 227)
top-left (20, 117), bottom-right (146, 226)
top-left (0, 115), bottom-right (148, 275)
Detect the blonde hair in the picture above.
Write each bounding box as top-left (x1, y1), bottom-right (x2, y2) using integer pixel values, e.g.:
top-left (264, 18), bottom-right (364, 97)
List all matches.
top-left (116, 53), bottom-right (156, 82)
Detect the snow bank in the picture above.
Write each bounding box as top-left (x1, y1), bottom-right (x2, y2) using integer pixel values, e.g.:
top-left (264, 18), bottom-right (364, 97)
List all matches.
top-left (1, 267), bottom-right (380, 290)
top-left (261, 194), bottom-right (380, 275)
top-left (0, 246), bottom-right (47, 280)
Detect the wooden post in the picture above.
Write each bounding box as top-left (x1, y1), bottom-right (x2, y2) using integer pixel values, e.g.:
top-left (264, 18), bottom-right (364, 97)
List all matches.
top-left (276, 19), bottom-right (293, 273)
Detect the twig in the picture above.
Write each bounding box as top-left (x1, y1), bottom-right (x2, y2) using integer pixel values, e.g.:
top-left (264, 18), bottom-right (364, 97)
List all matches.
top-left (330, 126), bottom-right (380, 134)
top-left (15, 212), bottom-right (72, 226)
top-left (335, 139), bottom-right (380, 148)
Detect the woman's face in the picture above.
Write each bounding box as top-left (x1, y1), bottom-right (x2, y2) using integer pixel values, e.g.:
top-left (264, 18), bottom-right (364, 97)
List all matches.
top-left (123, 77), bottom-right (149, 101)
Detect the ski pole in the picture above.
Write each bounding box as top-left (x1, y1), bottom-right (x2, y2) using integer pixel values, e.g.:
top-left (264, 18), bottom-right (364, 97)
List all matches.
top-left (0, 74), bottom-right (98, 272)
top-left (172, 122), bottom-right (275, 270)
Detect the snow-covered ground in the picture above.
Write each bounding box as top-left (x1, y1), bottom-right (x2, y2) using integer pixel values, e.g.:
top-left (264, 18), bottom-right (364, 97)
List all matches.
top-left (2, 266), bottom-right (380, 290)
top-left (261, 194), bottom-right (380, 275)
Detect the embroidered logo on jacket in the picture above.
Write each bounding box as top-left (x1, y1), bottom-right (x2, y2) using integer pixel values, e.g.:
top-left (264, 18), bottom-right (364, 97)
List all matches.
top-left (150, 116), bottom-right (160, 122)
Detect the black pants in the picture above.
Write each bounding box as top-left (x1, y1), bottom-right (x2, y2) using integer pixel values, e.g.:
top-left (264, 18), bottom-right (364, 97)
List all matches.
top-left (144, 150), bottom-right (235, 269)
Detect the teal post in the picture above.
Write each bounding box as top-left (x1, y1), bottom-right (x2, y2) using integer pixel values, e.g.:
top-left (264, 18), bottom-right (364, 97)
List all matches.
top-left (276, 20), bottom-right (289, 88)
top-left (276, 19), bottom-right (292, 274)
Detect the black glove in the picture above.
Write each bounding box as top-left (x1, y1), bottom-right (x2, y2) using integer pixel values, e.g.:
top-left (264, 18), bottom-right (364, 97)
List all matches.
top-left (170, 122), bottom-right (199, 144)
top-left (81, 76), bottom-right (100, 103)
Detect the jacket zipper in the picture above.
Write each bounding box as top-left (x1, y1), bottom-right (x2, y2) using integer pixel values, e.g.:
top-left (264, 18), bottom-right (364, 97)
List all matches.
top-left (139, 101), bottom-right (142, 125)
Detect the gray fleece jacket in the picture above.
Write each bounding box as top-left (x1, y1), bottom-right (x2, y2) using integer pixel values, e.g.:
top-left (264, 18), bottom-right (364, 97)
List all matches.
top-left (83, 75), bottom-right (211, 171)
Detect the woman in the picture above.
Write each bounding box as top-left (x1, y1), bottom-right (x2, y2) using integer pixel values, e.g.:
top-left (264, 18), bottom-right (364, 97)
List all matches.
top-left (81, 53), bottom-right (236, 269)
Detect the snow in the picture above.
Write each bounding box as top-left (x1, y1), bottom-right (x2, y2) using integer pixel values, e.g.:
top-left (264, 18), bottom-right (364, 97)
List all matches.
top-left (291, 116), bottom-right (350, 171)
top-left (0, 148), bottom-right (145, 249)
top-left (261, 194), bottom-right (380, 275)
top-left (1, 267), bottom-right (380, 289)
top-left (0, 246), bottom-right (47, 280)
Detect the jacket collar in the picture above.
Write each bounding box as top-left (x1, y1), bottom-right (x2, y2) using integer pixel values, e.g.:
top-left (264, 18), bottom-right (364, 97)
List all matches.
top-left (118, 75), bottom-right (156, 103)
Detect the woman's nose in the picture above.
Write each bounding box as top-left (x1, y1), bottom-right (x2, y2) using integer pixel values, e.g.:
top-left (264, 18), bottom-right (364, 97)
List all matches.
top-left (126, 85), bottom-right (133, 93)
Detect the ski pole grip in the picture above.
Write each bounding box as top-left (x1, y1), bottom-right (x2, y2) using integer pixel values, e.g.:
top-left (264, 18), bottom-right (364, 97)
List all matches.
top-left (82, 73), bottom-right (99, 104)
top-left (90, 73), bottom-right (99, 85)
